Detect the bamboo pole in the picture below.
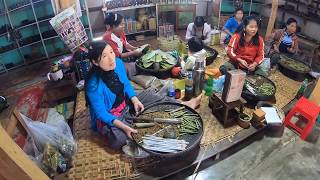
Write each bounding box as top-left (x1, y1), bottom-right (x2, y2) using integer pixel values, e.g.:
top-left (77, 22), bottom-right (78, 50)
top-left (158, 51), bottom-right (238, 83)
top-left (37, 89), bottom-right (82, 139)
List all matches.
top-left (265, 0), bottom-right (279, 39)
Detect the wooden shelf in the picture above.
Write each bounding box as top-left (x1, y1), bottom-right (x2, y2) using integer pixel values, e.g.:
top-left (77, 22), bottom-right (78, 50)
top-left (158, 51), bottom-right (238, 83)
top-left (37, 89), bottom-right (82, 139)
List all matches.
top-left (102, 4), bottom-right (156, 13)
top-left (20, 40), bottom-right (42, 49)
top-left (8, 3), bottom-right (31, 13)
top-left (125, 29), bottom-right (156, 35)
top-left (43, 35), bottom-right (59, 41)
top-left (15, 22), bottom-right (37, 30)
top-left (278, 6), bottom-right (320, 24)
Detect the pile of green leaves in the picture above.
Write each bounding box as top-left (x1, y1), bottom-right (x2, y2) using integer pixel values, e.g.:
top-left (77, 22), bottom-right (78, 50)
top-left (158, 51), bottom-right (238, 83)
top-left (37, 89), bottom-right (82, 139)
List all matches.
top-left (280, 57), bottom-right (311, 72)
top-left (137, 50), bottom-right (177, 70)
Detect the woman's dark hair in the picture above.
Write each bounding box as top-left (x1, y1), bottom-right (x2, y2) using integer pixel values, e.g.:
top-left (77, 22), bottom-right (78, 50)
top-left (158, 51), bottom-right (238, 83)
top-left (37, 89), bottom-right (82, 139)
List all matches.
top-left (104, 13), bottom-right (124, 27)
top-left (188, 37), bottom-right (204, 53)
top-left (87, 41), bottom-right (107, 63)
top-left (194, 16), bottom-right (205, 27)
top-left (235, 16), bottom-right (260, 47)
top-left (286, 18), bottom-right (297, 26)
top-left (86, 41), bottom-right (109, 86)
top-left (234, 8), bottom-right (243, 14)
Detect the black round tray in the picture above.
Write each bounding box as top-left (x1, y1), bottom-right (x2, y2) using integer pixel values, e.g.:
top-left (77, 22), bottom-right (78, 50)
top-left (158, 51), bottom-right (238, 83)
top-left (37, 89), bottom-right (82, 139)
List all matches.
top-left (242, 75), bottom-right (277, 102)
top-left (278, 56), bottom-right (311, 82)
top-left (132, 102), bottom-right (203, 158)
top-left (204, 46), bottom-right (218, 66)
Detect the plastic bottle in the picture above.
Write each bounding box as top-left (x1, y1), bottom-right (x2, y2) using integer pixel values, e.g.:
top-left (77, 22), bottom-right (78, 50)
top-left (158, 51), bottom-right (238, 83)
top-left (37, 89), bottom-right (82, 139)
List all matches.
top-left (295, 79), bottom-right (308, 99)
top-left (205, 76), bottom-right (213, 96)
top-left (127, 18), bottom-right (132, 33)
top-left (215, 75), bottom-right (226, 94)
top-left (184, 73), bottom-right (193, 100)
top-left (167, 80), bottom-right (175, 97)
top-left (132, 20), bottom-right (137, 33)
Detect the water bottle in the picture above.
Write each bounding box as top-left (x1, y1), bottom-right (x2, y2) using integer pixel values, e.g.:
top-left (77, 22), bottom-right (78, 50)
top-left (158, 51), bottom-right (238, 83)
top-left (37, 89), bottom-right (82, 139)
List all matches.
top-left (167, 80), bottom-right (175, 97)
top-left (192, 59), bottom-right (205, 97)
top-left (205, 76), bottom-right (213, 96)
top-left (184, 73), bottom-right (193, 100)
top-left (295, 79), bottom-right (308, 99)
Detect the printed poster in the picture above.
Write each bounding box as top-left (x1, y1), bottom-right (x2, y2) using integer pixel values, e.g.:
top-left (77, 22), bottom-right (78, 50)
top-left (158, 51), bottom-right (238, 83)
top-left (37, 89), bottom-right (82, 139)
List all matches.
top-left (50, 7), bottom-right (88, 52)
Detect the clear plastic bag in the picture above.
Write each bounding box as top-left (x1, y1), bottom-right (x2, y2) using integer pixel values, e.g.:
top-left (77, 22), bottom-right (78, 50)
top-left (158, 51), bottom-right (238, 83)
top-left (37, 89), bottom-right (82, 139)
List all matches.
top-left (131, 75), bottom-right (160, 89)
top-left (259, 58), bottom-right (271, 75)
top-left (20, 113), bottom-right (76, 158)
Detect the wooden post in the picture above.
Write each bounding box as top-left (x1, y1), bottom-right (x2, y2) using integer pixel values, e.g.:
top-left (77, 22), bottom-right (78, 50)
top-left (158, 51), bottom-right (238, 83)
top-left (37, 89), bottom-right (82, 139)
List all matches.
top-left (265, 0), bottom-right (279, 39)
top-left (0, 125), bottom-right (49, 180)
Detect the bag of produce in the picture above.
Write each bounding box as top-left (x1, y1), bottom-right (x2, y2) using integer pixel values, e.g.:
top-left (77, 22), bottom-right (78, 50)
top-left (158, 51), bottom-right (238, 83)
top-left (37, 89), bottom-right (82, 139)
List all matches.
top-left (20, 112), bottom-right (76, 159)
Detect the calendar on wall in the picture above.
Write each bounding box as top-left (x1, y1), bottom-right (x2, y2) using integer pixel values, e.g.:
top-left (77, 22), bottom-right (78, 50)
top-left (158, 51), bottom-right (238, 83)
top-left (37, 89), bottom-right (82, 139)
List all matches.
top-left (50, 7), bottom-right (88, 52)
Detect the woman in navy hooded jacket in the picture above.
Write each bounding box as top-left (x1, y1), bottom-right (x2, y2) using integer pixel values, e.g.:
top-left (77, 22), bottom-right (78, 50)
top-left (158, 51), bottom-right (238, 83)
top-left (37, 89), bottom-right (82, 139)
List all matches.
top-left (85, 41), bottom-right (144, 150)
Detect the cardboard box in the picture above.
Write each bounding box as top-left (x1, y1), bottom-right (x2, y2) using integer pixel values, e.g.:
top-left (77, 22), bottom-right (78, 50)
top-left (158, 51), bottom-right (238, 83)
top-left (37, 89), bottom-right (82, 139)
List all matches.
top-left (222, 70), bottom-right (246, 103)
top-left (253, 108), bottom-right (266, 122)
top-left (309, 78), bottom-right (320, 105)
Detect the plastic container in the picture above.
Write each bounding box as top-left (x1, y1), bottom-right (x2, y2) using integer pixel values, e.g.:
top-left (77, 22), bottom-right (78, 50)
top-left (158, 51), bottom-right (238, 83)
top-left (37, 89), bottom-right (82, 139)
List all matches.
top-left (205, 76), bottom-right (213, 96)
top-left (214, 75), bottom-right (226, 93)
top-left (167, 80), bottom-right (175, 97)
top-left (295, 79), bottom-right (308, 99)
top-left (210, 29), bottom-right (221, 46)
top-left (184, 74), bottom-right (193, 101)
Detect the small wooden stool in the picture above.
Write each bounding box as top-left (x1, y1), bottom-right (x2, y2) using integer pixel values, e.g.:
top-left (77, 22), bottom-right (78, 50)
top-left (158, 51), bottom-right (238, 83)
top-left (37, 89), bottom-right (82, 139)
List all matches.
top-left (284, 97), bottom-right (320, 140)
top-left (209, 93), bottom-right (247, 127)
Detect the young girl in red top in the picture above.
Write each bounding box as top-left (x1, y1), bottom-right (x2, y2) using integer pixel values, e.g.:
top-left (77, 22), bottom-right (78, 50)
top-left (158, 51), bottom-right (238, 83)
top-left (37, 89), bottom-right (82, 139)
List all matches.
top-left (103, 13), bottom-right (142, 78)
top-left (220, 16), bottom-right (266, 77)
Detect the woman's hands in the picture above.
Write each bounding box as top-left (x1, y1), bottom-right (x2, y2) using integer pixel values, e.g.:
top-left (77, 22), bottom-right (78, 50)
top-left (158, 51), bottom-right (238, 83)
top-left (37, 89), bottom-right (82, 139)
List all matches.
top-left (248, 62), bottom-right (258, 71)
top-left (238, 58), bottom-right (248, 68)
top-left (131, 50), bottom-right (142, 57)
top-left (273, 44), bottom-right (280, 53)
top-left (113, 119), bottom-right (137, 139)
top-left (131, 96), bottom-right (144, 115)
top-left (237, 58), bottom-right (258, 71)
top-left (287, 47), bottom-right (295, 54)
top-left (123, 126), bottom-right (138, 139)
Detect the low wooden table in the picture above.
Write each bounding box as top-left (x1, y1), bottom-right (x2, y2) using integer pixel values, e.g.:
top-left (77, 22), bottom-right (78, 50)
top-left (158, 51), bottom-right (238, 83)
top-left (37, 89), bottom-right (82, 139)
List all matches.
top-left (210, 93), bottom-right (247, 127)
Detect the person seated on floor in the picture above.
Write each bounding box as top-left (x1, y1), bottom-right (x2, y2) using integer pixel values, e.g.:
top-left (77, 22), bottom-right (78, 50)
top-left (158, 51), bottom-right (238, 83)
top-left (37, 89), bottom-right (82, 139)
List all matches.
top-left (267, 18), bottom-right (299, 67)
top-left (219, 16), bottom-right (266, 77)
top-left (85, 41), bottom-right (202, 150)
top-left (103, 12), bottom-right (142, 78)
top-left (186, 16), bottom-right (212, 46)
top-left (181, 37), bottom-right (207, 71)
top-left (222, 8), bottom-right (244, 45)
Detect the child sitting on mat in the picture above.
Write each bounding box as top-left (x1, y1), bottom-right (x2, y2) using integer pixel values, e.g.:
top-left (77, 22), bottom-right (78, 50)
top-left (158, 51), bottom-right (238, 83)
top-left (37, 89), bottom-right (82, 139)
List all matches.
top-left (181, 37), bottom-right (207, 71)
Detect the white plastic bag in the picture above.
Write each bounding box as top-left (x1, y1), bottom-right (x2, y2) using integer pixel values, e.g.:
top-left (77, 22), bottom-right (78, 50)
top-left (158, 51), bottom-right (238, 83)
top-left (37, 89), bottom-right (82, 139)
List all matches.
top-left (20, 113), bottom-right (76, 158)
top-left (259, 58), bottom-right (271, 75)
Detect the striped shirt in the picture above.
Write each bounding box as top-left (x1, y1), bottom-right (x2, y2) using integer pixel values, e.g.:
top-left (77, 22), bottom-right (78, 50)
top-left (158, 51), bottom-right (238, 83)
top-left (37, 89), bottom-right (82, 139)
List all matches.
top-left (103, 31), bottom-right (128, 57)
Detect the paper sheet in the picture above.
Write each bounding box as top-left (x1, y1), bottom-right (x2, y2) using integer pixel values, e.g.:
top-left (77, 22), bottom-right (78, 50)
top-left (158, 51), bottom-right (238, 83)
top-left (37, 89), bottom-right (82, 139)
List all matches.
top-left (261, 107), bottom-right (282, 125)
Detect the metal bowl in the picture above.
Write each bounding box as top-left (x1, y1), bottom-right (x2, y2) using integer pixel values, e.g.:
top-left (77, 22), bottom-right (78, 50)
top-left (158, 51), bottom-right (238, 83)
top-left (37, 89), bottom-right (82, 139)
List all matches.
top-left (242, 75), bottom-right (276, 102)
top-left (131, 102), bottom-right (204, 158)
top-left (278, 55), bottom-right (311, 82)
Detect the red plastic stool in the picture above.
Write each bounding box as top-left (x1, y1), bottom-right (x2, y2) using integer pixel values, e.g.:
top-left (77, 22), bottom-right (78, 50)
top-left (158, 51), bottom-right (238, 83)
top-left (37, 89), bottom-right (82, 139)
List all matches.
top-left (284, 97), bottom-right (320, 140)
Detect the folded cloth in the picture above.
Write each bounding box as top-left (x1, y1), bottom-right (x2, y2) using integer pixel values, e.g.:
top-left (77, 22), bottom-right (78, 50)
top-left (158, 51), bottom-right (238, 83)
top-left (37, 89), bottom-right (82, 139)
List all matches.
top-left (136, 87), bottom-right (178, 108)
top-left (130, 75), bottom-right (158, 89)
top-left (124, 62), bottom-right (137, 79)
